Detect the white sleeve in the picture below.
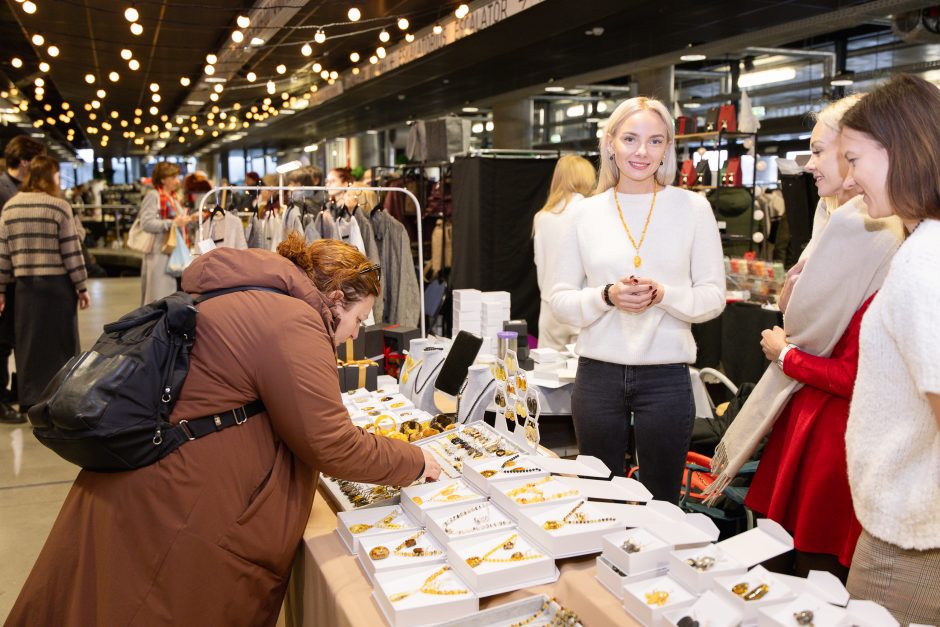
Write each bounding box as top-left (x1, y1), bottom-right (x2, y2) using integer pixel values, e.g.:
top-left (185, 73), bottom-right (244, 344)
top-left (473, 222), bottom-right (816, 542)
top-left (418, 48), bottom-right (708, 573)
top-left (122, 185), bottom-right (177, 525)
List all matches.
top-left (656, 198), bottom-right (726, 323)
top-left (549, 207), bottom-right (614, 327)
top-left (886, 262), bottom-right (940, 396)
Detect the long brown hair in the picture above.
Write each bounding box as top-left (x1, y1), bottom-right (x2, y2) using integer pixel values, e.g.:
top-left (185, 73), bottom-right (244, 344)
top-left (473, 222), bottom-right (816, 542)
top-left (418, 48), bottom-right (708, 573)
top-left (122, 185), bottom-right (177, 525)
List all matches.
top-left (277, 232), bottom-right (379, 302)
top-left (20, 154), bottom-right (60, 196)
top-left (841, 74), bottom-right (940, 221)
top-left (151, 162), bottom-right (181, 190)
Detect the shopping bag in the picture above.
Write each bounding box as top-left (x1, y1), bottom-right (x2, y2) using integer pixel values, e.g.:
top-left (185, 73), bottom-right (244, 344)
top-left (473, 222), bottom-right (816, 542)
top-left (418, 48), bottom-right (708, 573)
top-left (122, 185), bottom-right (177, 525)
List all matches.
top-left (126, 216), bottom-right (154, 253)
top-left (165, 229), bottom-right (192, 277)
top-left (161, 226), bottom-right (178, 255)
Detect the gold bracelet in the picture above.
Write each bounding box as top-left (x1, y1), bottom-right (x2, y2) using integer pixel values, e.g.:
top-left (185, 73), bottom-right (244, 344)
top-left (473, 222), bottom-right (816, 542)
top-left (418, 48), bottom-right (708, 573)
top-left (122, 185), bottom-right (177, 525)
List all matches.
top-left (373, 414), bottom-right (397, 433)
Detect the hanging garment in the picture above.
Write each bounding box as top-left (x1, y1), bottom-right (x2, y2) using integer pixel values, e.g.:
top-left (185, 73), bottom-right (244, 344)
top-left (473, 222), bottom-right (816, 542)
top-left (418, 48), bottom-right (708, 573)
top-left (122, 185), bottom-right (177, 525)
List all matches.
top-left (245, 214), bottom-right (264, 249)
top-left (281, 205), bottom-right (304, 242)
top-left (207, 212), bottom-right (248, 250)
top-left (426, 218), bottom-right (453, 279)
top-left (303, 219), bottom-right (321, 243)
top-left (370, 209), bottom-right (421, 327)
top-left (315, 209), bottom-right (337, 240)
top-left (261, 212), bottom-right (284, 252)
top-left (335, 213), bottom-right (366, 253)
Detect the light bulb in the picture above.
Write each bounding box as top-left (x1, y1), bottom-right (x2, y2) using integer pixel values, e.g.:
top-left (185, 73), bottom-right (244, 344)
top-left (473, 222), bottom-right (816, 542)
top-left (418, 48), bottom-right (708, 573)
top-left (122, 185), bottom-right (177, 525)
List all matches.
top-left (151, 93), bottom-right (161, 102)
top-left (39, 61), bottom-right (50, 72)
top-left (124, 6), bottom-right (139, 22)
top-left (109, 71), bottom-right (119, 82)
top-left (312, 62), bottom-right (321, 73)
top-left (376, 46), bottom-right (386, 59)
top-left (149, 82), bottom-right (159, 92)
top-left (433, 24), bottom-right (443, 34)
top-left (231, 30), bottom-right (244, 43)
top-left (398, 18), bottom-right (409, 30)
top-left (276, 64), bottom-right (286, 74)
top-left (34, 77), bottom-right (44, 87)
top-left (205, 64), bottom-right (215, 75)
top-left (31, 34), bottom-right (44, 46)
top-left (246, 71), bottom-right (256, 82)
top-left (180, 76), bottom-right (190, 86)
top-left (206, 54), bottom-right (217, 64)
top-left (209, 92), bottom-right (219, 101)
top-left (96, 89), bottom-right (106, 98)
top-left (455, 4), bottom-right (469, 19)
top-left (11, 57), bottom-right (23, 69)
top-left (347, 7), bottom-right (360, 21)
top-left (352, 67), bottom-right (360, 75)
top-left (320, 69), bottom-right (329, 79)
top-left (128, 58), bottom-right (140, 70)
top-left (130, 22), bottom-right (143, 36)
top-left (405, 33), bottom-right (414, 43)
top-left (329, 70), bottom-right (338, 80)
top-left (120, 48), bottom-right (132, 60)
top-left (379, 30), bottom-right (390, 43)
top-left (236, 15), bottom-right (250, 28)
top-left (47, 45), bottom-right (59, 57)
top-left (266, 80), bottom-right (276, 94)
top-left (314, 29), bottom-right (326, 44)
top-left (213, 83), bottom-right (223, 93)
top-left (22, 1), bottom-right (36, 14)
top-left (301, 42), bottom-right (312, 56)
top-left (350, 52), bottom-right (360, 62)
top-left (149, 106), bottom-right (158, 115)
top-left (369, 55), bottom-right (377, 64)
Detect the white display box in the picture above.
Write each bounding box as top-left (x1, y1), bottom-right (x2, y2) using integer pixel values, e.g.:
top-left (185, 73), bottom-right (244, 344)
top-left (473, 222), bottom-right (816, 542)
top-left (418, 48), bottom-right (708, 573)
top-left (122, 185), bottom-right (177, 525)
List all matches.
top-left (425, 501), bottom-right (516, 546)
top-left (595, 555), bottom-right (665, 600)
top-left (662, 590), bottom-right (743, 627)
top-left (772, 570), bottom-right (850, 608)
top-left (378, 394), bottom-right (415, 412)
top-left (669, 518), bottom-right (793, 593)
top-left (636, 501), bottom-right (721, 549)
top-left (433, 594), bottom-right (581, 627)
top-left (492, 471), bottom-right (650, 516)
top-left (845, 600), bottom-right (901, 627)
top-left (375, 384), bottom-right (400, 396)
top-left (517, 499), bottom-right (628, 558)
top-left (389, 408), bottom-right (434, 423)
top-left (758, 593), bottom-right (850, 627)
top-left (712, 565), bottom-right (796, 623)
top-left (557, 369), bottom-right (577, 383)
top-left (447, 530), bottom-right (559, 597)
top-left (336, 505), bottom-right (420, 553)
top-left (481, 291), bottom-right (511, 304)
top-left (344, 390), bottom-right (376, 405)
top-left (401, 479), bottom-right (486, 524)
top-left (358, 529), bottom-right (447, 581)
top-left (490, 475), bottom-right (583, 512)
top-left (623, 574), bottom-right (698, 626)
top-left (566, 358), bottom-right (579, 371)
top-left (533, 360), bottom-right (566, 373)
top-left (462, 456), bottom-right (549, 495)
top-left (354, 401), bottom-right (390, 414)
top-left (602, 528), bottom-right (673, 575)
top-left (530, 348), bottom-right (564, 363)
top-left (373, 564), bottom-right (478, 627)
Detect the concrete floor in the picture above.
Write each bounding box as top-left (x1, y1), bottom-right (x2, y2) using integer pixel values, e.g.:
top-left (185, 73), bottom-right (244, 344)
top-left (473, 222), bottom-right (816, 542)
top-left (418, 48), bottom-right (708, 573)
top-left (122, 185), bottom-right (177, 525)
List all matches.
top-left (0, 277), bottom-right (139, 621)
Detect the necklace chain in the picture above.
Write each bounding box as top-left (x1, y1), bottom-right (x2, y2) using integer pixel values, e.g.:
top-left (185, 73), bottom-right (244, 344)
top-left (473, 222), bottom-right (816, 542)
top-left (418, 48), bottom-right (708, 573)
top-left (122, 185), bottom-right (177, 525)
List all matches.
top-left (613, 183), bottom-right (658, 269)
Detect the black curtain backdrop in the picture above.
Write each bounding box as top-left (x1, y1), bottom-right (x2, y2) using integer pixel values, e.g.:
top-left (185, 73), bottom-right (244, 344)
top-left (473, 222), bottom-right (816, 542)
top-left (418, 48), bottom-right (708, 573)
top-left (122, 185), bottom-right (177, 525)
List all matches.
top-left (451, 156), bottom-right (557, 336)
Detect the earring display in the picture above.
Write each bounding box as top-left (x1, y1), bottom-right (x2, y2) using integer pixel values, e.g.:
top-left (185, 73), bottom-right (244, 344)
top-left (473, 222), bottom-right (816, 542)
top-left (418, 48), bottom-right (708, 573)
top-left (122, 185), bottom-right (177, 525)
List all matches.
top-left (794, 609), bottom-right (813, 625)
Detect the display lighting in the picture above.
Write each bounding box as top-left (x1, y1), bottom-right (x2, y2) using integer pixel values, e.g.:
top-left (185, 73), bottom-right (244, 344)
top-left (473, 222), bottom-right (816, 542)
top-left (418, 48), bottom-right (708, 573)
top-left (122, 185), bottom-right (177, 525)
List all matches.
top-left (398, 18), bottom-right (409, 30)
top-left (301, 42), bottom-right (313, 56)
top-left (276, 64), bottom-right (287, 74)
top-left (314, 30), bottom-right (326, 44)
top-left (206, 54), bottom-right (217, 65)
top-left (737, 66), bottom-right (796, 88)
top-left (180, 77), bottom-right (190, 86)
top-left (111, 110), bottom-right (119, 118)
top-left (22, 1), bottom-right (36, 14)
top-left (246, 71), bottom-right (256, 82)
top-left (376, 46), bottom-right (386, 59)
top-left (347, 7), bottom-right (361, 21)
top-left (369, 55), bottom-right (378, 64)
top-left (209, 93), bottom-right (219, 101)
top-left (126, 58), bottom-right (140, 71)
top-left (231, 30), bottom-right (244, 43)
top-left (456, 4), bottom-right (470, 19)
top-left (124, 6), bottom-right (139, 23)
top-left (135, 108), bottom-right (142, 116)
top-left (39, 62), bottom-right (50, 73)
top-left (61, 102), bottom-right (69, 110)
top-left (433, 24), bottom-right (443, 34)
top-left (130, 23), bottom-right (143, 36)
top-left (90, 99), bottom-right (100, 109)
top-left (96, 89), bottom-right (106, 98)
top-left (31, 34), bottom-right (45, 46)
top-left (133, 116), bottom-right (141, 124)
top-left (281, 92), bottom-right (289, 100)
top-left (405, 33), bottom-right (415, 43)
top-left (109, 71), bottom-right (120, 82)
top-left (680, 53), bottom-right (707, 62)
top-left (237, 15), bottom-right (250, 29)
top-left (250, 37), bottom-right (265, 46)
top-left (205, 65), bottom-right (215, 75)
top-left (11, 57), bottom-right (23, 69)
top-left (121, 48), bottom-right (133, 60)
top-left (379, 30), bottom-right (390, 43)
top-left (266, 80), bottom-right (276, 94)
top-left (47, 46), bottom-right (59, 57)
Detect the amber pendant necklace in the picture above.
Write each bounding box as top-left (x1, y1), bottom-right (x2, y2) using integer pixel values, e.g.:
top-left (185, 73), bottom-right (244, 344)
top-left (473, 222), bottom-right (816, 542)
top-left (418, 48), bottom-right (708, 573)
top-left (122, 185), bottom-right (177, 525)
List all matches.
top-left (613, 181), bottom-right (658, 269)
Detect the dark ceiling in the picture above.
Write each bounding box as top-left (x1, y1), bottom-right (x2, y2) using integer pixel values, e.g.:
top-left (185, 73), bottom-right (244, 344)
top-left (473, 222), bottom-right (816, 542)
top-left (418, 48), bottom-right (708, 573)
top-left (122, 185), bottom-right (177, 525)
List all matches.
top-left (1, 0), bottom-right (938, 159)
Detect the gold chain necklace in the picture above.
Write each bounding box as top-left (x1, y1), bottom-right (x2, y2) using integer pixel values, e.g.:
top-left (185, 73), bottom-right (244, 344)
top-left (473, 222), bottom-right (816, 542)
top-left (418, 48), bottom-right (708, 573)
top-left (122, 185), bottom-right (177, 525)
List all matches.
top-left (388, 566), bottom-right (469, 603)
top-left (348, 510), bottom-right (403, 534)
top-left (613, 182), bottom-right (658, 269)
top-left (465, 533), bottom-right (543, 567)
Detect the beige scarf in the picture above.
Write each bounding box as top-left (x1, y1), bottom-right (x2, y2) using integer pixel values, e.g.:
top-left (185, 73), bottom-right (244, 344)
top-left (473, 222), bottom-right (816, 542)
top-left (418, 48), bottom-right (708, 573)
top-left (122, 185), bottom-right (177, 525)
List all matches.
top-left (704, 196), bottom-right (904, 501)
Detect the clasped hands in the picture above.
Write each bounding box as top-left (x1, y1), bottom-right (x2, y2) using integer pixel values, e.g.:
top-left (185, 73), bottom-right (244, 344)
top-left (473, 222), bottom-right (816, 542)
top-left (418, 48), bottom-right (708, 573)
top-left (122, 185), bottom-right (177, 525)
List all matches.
top-left (608, 276), bottom-right (664, 314)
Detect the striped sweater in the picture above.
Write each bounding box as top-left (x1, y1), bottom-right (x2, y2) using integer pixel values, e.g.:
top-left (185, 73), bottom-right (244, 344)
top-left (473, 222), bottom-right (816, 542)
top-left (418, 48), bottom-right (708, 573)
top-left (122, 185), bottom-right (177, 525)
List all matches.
top-left (0, 191), bottom-right (88, 294)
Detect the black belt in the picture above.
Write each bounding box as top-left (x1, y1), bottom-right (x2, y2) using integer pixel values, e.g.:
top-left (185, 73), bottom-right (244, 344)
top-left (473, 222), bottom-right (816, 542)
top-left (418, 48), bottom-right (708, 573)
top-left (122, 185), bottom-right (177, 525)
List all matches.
top-left (175, 399), bottom-right (266, 441)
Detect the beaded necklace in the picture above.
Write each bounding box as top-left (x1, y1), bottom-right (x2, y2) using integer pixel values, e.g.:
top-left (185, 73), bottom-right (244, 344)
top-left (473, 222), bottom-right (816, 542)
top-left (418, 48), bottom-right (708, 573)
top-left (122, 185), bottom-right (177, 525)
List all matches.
top-left (348, 510), bottom-right (403, 534)
top-left (542, 500), bottom-right (616, 531)
top-left (388, 566), bottom-right (468, 603)
top-left (505, 477), bottom-right (578, 505)
top-left (441, 502), bottom-right (512, 537)
top-left (464, 533), bottom-right (543, 568)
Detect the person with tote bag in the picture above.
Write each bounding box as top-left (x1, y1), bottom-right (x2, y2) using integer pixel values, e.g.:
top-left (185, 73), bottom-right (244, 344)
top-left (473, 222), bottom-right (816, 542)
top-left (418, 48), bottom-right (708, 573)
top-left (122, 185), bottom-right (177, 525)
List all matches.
top-left (138, 162), bottom-right (191, 305)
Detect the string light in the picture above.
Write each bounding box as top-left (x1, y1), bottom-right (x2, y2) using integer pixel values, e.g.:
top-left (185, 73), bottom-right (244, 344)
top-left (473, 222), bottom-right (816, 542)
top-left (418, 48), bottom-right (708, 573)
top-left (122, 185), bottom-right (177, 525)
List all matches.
top-left (34, 77), bottom-right (44, 87)
top-left (369, 55), bottom-right (377, 64)
top-left (22, 1), bottom-right (36, 14)
top-left (398, 18), bottom-right (409, 30)
top-left (352, 67), bottom-right (360, 75)
top-left (231, 30), bottom-right (244, 43)
top-left (433, 24), bottom-right (443, 34)
top-left (109, 71), bottom-right (120, 82)
top-left (128, 59), bottom-right (140, 70)
top-left (120, 48), bottom-right (132, 60)
top-left (456, 4), bottom-right (470, 18)
top-left (314, 29), bottom-right (326, 44)
top-left (31, 34), bottom-right (45, 46)
top-left (180, 77), bottom-right (190, 86)
top-left (213, 84), bottom-right (223, 93)
top-left (38, 61), bottom-right (50, 72)
top-left (84, 73), bottom-right (95, 83)
top-left (348, 7), bottom-right (361, 21)
top-left (11, 57), bottom-right (23, 69)
top-left (205, 64), bottom-right (215, 75)
top-left (376, 46), bottom-right (386, 59)
top-left (96, 89), bottom-right (106, 98)
top-left (276, 64), bottom-right (286, 74)
top-left (149, 82), bottom-right (159, 92)
top-left (206, 54), bottom-right (217, 64)
top-left (151, 93), bottom-right (161, 103)
top-left (124, 6), bottom-right (138, 22)
top-left (301, 42), bottom-right (312, 56)
top-left (379, 30), bottom-right (390, 42)
top-left (266, 80), bottom-right (276, 94)
top-left (130, 22), bottom-right (143, 36)
top-left (236, 15), bottom-right (250, 29)
top-left (320, 69), bottom-right (329, 79)
top-left (47, 45), bottom-right (59, 57)
top-left (349, 52), bottom-right (360, 62)
top-left (329, 70), bottom-right (338, 80)
top-left (312, 62), bottom-right (321, 73)
top-left (246, 71), bottom-right (256, 82)
top-left (405, 33), bottom-right (415, 43)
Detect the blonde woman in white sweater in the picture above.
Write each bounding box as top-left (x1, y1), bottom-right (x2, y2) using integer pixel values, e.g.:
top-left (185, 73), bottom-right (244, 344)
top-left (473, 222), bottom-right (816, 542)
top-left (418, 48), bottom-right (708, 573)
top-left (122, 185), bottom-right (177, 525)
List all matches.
top-left (840, 74), bottom-right (940, 624)
top-left (533, 155), bottom-right (596, 350)
top-left (550, 97), bottom-right (725, 501)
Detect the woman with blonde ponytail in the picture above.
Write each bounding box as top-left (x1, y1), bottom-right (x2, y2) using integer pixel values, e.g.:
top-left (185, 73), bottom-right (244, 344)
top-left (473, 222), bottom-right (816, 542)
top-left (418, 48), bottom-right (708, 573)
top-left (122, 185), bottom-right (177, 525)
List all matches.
top-left (549, 96), bottom-right (725, 502)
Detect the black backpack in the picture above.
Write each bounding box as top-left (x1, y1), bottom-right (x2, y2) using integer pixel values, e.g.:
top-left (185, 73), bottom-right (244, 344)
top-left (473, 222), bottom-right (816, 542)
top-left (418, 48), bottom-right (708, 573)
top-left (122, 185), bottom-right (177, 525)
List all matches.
top-left (27, 286), bottom-right (285, 472)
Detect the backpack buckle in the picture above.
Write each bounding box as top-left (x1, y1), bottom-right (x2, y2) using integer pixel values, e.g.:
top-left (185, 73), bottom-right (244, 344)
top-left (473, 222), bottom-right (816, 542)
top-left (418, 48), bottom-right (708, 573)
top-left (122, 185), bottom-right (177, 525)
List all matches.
top-left (234, 406), bottom-right (249, 425)
top-left (178, 420), bottom-right (195, 441)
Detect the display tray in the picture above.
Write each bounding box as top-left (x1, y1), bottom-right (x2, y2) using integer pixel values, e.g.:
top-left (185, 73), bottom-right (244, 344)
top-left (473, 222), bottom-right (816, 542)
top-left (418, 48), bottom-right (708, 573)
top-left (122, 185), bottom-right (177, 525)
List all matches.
top-left (757, 593), bottom-right (849, 627)
top-left (623, 574), bottom-right (698, 627)
top-left (372, 564), bottom-right (478, 627)
top-left (516, 499), bottom-right (624, 559)
top-left (336, 505), bottom-right (421, 553)
top-left (358, 529), bottom-right (448, 582)
top-left (601, 528), bottom-right (673, 576)
top-left (595, 555), bottom-right (665, 601)
top-left (446, 529), bottom-right (558, 597)
top-left (712, 565), bottom-right (795, 624)
top-left (661, 590), bottom-right (743, 627)
top-left (425, 500), bottom-right (517, 546)
top-left (432, 594), bottom-right (584, 627)
top-left (401, 478), bottom-right (487, 525)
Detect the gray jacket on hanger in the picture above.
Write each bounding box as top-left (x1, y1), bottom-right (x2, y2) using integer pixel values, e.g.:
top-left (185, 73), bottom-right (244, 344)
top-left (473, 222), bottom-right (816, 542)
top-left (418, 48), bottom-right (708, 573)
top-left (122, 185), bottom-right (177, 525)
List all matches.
top-left (370, 209), bottom-right (421, 327)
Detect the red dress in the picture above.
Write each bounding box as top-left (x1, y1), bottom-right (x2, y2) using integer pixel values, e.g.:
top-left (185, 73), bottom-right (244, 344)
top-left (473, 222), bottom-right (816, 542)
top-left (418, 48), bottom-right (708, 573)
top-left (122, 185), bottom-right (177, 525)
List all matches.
top-left (745, 294), bottom-right (874, 567)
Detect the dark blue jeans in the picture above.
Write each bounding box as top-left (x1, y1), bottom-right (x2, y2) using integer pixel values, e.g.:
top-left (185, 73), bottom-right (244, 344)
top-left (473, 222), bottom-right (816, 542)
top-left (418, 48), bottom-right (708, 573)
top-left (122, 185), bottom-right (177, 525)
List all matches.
top-left (571, 357), bottom-right (694, 504)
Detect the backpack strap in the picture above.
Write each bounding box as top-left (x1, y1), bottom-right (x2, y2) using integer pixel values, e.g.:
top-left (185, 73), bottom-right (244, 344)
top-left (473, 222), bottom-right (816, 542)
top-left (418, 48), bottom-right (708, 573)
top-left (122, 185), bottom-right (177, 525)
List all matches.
top-left (193, 285), bottom-right (288, 304)
top-left (171, 399), bottom-right (267, 443)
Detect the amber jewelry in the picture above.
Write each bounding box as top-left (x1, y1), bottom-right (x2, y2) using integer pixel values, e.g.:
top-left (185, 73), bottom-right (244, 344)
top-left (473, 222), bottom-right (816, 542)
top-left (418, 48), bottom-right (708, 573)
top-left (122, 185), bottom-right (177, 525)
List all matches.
top-left (743, 583), bottom-right (769, 601)
top-left (389, 401), bottom-right (408, 409)
top-left (393, 530), bottom-right (441, 558)
top-left (495, 363), bottom-right (507, 381)
top-left (400, 420), bottom-right (421, 437)
top-left (412, 483), bottom-right (473, 506)
top-left (465, 533), bottom-right (543, 568)
top-left (369, 545), bottom-right (390, 560)
top-left (542, 500), bottom-right (616, 531)
top-left (442, 503), bottom-right (512, 537)
top-left (508, 598), bottom-right (552, 627)
top-left (400, 355), bottom-right (422, 384)
top-left (373, 415), bottom-right (397, 433)
top-left (388, 566), bottom-right (468, 603)
top-left (495, 390), bottom-right (507, 408)
top-left (526, 395), bottom-right (538, 416)
top-left (644, 590), bottom-right (670, 607)
top-left (348, 510), bottom-right (403, 534)
top-left (613, 182), bottom-right (658, 268)
top-left (506, 477), bottom-right (578, 505)
top-left (516, 373), bottom-right (527, 392)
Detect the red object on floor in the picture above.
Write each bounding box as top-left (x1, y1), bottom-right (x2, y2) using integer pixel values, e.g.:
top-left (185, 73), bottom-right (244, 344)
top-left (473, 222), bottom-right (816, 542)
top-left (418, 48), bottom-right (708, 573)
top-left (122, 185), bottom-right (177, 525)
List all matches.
top-left (746, 294), bottom-right (874, 568)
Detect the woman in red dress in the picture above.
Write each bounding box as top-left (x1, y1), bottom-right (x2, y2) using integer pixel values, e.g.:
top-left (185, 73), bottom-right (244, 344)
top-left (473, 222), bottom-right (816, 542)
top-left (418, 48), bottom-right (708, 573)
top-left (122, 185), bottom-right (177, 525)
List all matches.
top-left (745, 96), bottom-right (901, 580)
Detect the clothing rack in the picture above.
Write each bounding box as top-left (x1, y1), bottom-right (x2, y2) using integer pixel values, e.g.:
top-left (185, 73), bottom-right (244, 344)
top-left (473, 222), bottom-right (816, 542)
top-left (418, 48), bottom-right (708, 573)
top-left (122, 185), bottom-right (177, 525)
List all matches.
top-left (197, 185), bottom-right (427, 337)
top-left (462, 148), bottom-right (561, 159)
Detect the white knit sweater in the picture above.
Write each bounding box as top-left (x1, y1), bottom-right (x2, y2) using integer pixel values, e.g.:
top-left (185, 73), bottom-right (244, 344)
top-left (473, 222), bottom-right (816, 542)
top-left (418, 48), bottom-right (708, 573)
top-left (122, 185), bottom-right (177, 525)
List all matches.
top-left (549, 186), bottom-right (725, 365)
top-left (846, 219), bottom-right (940, 550)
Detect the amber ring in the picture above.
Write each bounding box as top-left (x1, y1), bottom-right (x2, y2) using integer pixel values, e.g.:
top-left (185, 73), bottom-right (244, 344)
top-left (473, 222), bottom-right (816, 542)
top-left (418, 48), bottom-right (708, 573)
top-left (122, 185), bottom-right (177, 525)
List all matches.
top-left (369, 546), bottom-right (390, 560)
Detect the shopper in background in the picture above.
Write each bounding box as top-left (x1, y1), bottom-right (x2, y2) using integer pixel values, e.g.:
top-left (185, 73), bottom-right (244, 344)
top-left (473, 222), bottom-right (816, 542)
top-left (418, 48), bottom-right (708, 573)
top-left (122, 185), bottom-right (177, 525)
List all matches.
top-left (232, 170), bottom-right (261, 211)
top-left (0, 155), bottom-right (89, 416)
top-left (325, 166), bottom-right (354, 208)
top-left (839, 74), bottom-right (940, 624)
top-left (0, 135), bottom-right (46, 423)
top-left (6, 233), bottom-right (439, 626)
top-left (139, 161), bottom-right (190, 305)
top-left (742, 95), bottom-right (904, 581)
top-left (532, 155), bottom-right (596, 351)
top-left (550, 97), bottom-right (725, 502)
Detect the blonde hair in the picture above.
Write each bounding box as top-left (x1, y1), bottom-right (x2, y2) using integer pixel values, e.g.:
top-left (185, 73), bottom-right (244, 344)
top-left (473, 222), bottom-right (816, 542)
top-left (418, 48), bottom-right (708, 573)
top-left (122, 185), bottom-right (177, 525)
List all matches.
top-left (537, 155), bottom-right (596, 216)
top-left (595, 97), bottom-right (676, 195)
top-left (811, 93), bottom-right (865, 212)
